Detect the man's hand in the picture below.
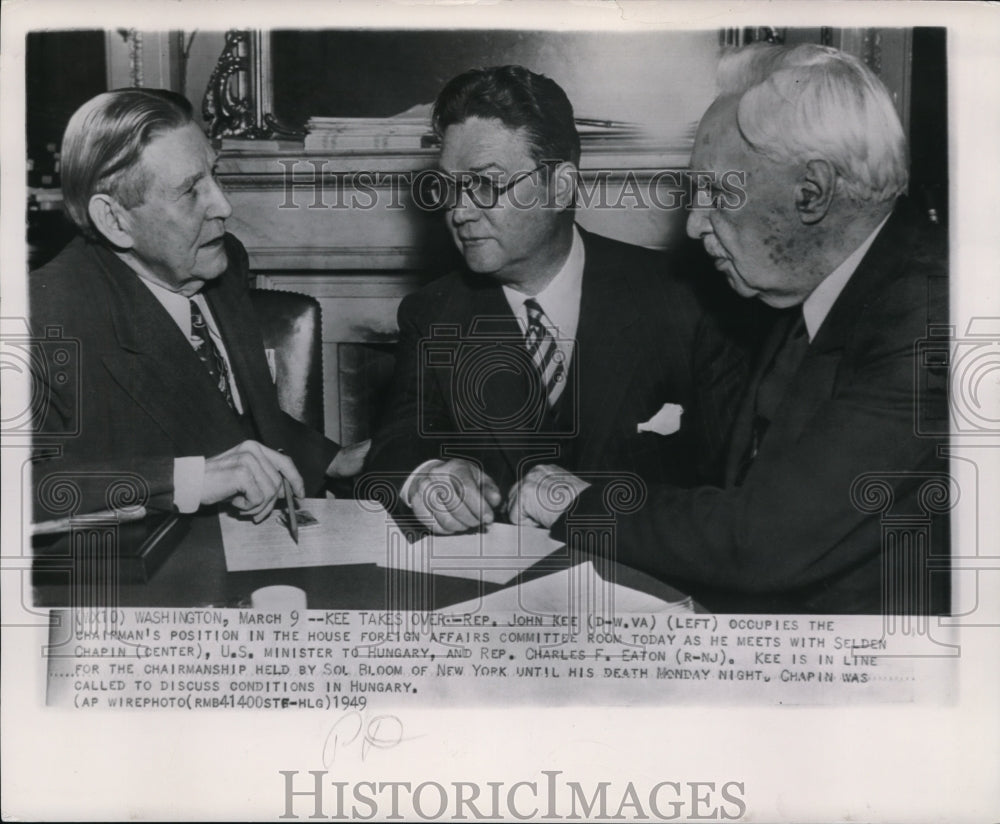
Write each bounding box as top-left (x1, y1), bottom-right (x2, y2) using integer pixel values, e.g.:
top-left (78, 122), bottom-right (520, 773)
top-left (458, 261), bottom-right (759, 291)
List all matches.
top-left (506, 464), bottom-right (590, 529)
top-left (327, 439), bottom-right (371, 479)
top-left (408, 458), bottom-right (503, 535)
top-left (201, 440), bottom-right (305, 523)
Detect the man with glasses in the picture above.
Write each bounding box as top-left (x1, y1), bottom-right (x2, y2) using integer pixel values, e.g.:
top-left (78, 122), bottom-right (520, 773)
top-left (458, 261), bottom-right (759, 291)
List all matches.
top-left (364, 65), bottom-right (748, 535)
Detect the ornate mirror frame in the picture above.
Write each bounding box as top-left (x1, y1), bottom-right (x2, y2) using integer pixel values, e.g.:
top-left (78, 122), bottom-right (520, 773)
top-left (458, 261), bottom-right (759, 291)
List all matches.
top-left (203, 30), bottom-right (303, 139)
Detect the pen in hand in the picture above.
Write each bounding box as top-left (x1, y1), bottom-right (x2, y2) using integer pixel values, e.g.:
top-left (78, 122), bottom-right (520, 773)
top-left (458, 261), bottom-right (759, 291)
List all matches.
top-left (278, 450), bottom-right (298, 545)
top-left (282, 476), bottom-right (299, 544)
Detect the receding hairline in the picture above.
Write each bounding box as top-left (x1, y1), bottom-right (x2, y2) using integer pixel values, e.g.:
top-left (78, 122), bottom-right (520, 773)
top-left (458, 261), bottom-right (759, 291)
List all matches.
top-left (60, 89), bottom-right (198, 236)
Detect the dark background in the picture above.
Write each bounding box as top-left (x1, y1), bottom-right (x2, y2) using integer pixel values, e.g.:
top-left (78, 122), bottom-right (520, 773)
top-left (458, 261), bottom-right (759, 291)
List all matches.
top-left (27, 30), bottom-right (106, 178)
top-left (26, 30), bottom-right (106, 266)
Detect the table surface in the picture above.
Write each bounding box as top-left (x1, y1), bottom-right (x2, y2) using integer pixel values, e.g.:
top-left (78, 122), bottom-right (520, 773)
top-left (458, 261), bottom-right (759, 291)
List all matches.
top-left (32, 510), bottom-right (694, 611)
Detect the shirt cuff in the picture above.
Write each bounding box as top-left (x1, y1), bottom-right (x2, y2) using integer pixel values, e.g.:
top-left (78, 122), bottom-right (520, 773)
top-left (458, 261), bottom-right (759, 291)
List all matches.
top-left (173, 456), bottom-right (206, 513)
top-left (400, 459), bottom-right (446, 508)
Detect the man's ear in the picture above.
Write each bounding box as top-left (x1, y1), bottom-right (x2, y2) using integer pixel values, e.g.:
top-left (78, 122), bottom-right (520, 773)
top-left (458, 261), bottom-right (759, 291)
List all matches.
top-left (550, 161), bottom-right (578, 211)
top-left (87, 194), bottom-right (135, 249)
top-left (795, 159), bottom-right (837, 225)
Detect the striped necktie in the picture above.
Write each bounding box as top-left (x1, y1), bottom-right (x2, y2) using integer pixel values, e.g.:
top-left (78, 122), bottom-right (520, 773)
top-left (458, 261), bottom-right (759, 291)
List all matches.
top-left (523, 298), bottom-right (566, 407)
top-left (189, 298), bottom-right (236, 410)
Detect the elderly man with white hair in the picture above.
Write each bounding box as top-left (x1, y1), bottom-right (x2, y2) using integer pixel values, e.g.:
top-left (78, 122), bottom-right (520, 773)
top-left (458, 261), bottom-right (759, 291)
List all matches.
top-left (508, 44), bottom-right (950, 615)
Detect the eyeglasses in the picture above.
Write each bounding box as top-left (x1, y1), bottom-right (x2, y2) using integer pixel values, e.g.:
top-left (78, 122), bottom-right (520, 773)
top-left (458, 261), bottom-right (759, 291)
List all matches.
top-left (414, 164), bottom-right (548, 211)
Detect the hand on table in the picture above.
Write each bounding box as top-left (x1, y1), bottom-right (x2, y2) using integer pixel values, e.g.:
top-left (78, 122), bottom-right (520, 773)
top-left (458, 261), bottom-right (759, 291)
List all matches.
top-left (408, 458), bottom-right (502, 534)
top-left (201, 440), bottom-right (304, 523)
top-left (506, 464), bottom-right (590, 529)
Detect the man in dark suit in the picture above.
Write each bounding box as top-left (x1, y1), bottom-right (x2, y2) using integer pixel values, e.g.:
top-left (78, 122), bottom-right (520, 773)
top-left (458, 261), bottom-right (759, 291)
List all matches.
top-left (509, 45), bottom-right (950, 614)
top-left (31, 89), bottom-right (365, 521)
top-left (364, 65), bottom-right (748, 534)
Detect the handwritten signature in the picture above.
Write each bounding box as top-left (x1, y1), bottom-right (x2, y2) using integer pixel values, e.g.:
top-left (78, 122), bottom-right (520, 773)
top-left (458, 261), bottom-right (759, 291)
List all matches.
top-left (322, 711), bottom-right (417, 765)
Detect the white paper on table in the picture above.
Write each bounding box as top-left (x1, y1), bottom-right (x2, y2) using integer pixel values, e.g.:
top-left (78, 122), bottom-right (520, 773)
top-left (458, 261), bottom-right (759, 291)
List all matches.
top-left (219, 498), bottom-right (400, 571)
top-left (376, 522), bottom-right (564, 585)
top-left (439, 561), bottom-right (694, 616)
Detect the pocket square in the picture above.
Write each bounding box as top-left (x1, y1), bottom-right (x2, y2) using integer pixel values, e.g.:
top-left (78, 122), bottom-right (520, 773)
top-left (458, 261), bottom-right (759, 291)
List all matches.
top-left (637, 403), bottom-right (683, 436)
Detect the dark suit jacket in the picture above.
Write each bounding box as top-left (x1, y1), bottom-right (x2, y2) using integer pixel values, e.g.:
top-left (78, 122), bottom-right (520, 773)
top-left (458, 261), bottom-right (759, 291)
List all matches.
top-left (30, 234), bottom-right (338, 518)
top-left (364, 227), bottom-right (749, 504)
top-left (555, 204), bottom-right (950, 614)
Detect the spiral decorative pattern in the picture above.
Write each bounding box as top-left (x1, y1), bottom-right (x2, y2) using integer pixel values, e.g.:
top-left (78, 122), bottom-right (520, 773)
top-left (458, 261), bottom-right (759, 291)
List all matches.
top-left (354, 475), bottom-right (402, 512)
top-left (104, 475), bottom-right (149, 511)
top-left (36, 475), bottom-right (82, 516)
top-left (601, 475), bottom-right (647, 514)
top-left (416, 475), bottom-right (464, 515)
top-left (918, 475), bottom-right (956, 514)
top-left (531, 474), bottom-right (582, 519)
top-left (849, 475), bottom-right (895, 514)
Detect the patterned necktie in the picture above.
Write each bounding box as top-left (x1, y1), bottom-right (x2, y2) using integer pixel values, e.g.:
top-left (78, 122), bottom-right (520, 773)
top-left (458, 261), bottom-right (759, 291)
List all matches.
top-left (189, 298), bottom-right (236, 410)
top-left (734, 309), bottom-right (809, 485)
top-left (523, 298), bottom-right (566, 407)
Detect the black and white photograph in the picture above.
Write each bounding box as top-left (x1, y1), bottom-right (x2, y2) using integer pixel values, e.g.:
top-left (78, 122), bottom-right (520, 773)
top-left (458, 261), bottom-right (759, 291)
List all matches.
top-left (2, 1), bottom-right (998, 821)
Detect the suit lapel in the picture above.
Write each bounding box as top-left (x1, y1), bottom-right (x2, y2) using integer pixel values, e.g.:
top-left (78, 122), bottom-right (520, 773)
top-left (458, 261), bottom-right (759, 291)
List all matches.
top-left (93, 244), bottom-right (247, 453)
top-left (571, 231), bottom-right (644, 466)
top-left (725, 205), bottom-right (916, 482)
top-left (723, 310), bottom-right (791, 484)
top-left (202, 275), bottom-right (285, 446)
top-left (446, 282), bottom-right (543, 478)
top-left (809, 206), bottom-right (915, 354)
top-left (774, 208), bottom-right (917, 442)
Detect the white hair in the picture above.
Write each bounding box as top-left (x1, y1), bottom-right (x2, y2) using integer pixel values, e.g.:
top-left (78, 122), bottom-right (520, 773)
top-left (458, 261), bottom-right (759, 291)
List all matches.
top-left (717, 43), bottom-right (908, 203)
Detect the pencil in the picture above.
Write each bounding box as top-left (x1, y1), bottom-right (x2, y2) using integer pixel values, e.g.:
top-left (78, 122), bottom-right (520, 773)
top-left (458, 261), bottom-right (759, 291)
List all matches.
top-left (277, 449), bottom-right (299, 545)
top-left (282, 476), bottom-right (299, 544)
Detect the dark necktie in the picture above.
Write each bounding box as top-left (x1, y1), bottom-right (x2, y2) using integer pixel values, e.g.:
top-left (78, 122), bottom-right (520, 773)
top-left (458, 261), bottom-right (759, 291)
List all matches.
top-left (189, 299), bottom-right (236, 410)
top-left (734, 309), bottom-right (809, 485)
top-left (523, 298), bottom-right (566, 407)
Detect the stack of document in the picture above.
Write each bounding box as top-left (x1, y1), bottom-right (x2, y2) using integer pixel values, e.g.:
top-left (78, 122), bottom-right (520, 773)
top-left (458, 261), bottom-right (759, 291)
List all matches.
top-left (304, 116), bottom-right (433, 151)
top-left (574, 116), bottom-right (645, 144)
top-left (301, 113), bottom-right (651, 153)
